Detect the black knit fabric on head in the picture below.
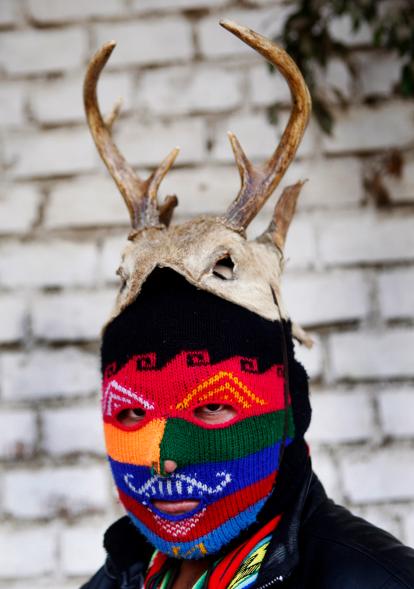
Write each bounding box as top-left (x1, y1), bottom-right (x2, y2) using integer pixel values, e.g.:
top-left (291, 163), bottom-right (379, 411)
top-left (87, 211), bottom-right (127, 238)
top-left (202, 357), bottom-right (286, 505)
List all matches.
top-left (102, 268), bottom-right (311, 438)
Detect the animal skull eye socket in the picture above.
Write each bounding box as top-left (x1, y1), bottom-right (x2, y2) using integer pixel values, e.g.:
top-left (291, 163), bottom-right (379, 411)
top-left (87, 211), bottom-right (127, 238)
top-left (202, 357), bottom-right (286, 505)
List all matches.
top-left (116, 267), bottom-right (128, 292)
top-left (212, 255), bottom-right (235, 280)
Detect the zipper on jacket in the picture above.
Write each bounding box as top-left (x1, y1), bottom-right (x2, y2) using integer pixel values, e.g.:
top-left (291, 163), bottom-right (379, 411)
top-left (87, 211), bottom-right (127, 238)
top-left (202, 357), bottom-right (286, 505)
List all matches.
top-left (256, 574), bottom-right (285, 588)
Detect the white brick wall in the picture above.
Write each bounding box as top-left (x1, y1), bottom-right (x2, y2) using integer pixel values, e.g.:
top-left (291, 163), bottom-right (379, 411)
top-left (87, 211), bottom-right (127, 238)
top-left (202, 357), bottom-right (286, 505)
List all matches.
top-left (330, 329), bottom-right (414, 380)
top-left (378, 268), bottom-right (414, 319)
top-left (0, 185), bottom-right (40, 234)
top-left (27, 0), bottom-right (125, 22)
top-left (0, 241), bottom-right (98, 288)
top-left (0, 525), bottom-right (56, 578)
top-left (1, 3), bottom-right (414, 585)
top-left (94, 19), bottom-right (193, 67)
top-left (1, 349), bottom-right (99, 400)
top-left (0, 295), bottom-right (27, 343)
top-left (318, 212), bottom-right (414, 266)
top-left (5, 129), bottom-right (97, 178)
top-left (136, 65), bottom-right (244, 115)
top-left (341, 447), bottom-right (414, 503)
top-left (42, 405), bottom-right (105, 455)
top-left (307, 389), bottom-right (376, 444)
top-left (3, 465), bottom-right (109, 518)
top-left (0, 29), bottom-right (87, 75)
top-left (0, 409), bottom-right (37, 459)
top-left (32, 291), bottom-right (114, 341)
top-left (60, 522), bottom-right (108, 576)
top-left (378, 388), bottom-right (414, 438)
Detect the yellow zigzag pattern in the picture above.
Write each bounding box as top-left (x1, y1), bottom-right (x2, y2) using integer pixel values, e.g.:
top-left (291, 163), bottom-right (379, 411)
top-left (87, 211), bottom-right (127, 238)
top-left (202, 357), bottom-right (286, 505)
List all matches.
top-left (176, 371), bottom-right (267, 410)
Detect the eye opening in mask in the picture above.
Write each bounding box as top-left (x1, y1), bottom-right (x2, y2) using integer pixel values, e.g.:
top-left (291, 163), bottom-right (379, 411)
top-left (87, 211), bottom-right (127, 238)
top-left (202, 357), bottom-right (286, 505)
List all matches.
top-left (117, 407), bottom-right (146, 427)
top-left (212, 255), bottom-right (235, 280)
top-left (193, 403), bottom-right (237, 425)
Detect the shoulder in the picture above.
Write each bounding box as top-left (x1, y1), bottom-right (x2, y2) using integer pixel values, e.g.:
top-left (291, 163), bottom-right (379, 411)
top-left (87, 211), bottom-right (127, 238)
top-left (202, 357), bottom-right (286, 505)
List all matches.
top-left (300, 491), bottom-right (414, 588)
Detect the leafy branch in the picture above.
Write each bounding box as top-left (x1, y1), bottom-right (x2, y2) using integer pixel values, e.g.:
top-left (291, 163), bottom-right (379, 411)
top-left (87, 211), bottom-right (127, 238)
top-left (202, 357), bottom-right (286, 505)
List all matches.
top-left (274, 0), bottom-right (414, 134)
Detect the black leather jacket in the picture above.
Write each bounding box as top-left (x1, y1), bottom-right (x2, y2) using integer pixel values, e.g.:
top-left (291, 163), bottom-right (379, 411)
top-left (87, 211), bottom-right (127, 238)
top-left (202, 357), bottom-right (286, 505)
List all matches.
top-left (81, 470), bottom-right (414, 589)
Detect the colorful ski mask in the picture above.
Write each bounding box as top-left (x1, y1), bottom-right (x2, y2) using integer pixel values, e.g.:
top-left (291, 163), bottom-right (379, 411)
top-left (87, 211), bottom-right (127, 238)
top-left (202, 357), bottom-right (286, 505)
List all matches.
top-left (101, 270), bottom-right (311, 559)
top-left (85, 18), bottom-right (314, 562)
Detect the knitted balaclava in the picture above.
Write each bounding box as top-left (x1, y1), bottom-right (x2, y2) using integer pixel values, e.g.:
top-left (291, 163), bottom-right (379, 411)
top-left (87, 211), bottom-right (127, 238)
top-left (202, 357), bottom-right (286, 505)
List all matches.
top-left (101, 269), bottom-right (311, 559)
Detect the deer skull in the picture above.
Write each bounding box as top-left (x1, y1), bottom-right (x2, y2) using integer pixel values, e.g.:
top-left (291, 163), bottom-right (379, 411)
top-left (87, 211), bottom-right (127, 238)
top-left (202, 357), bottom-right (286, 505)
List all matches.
top-left (84, 20), bottom-right (312, 346)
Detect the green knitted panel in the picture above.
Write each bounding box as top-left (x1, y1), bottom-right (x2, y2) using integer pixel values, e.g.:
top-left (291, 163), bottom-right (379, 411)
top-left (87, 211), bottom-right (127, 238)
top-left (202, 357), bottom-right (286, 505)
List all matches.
top-left (160, 409), bottom-right (294, 466)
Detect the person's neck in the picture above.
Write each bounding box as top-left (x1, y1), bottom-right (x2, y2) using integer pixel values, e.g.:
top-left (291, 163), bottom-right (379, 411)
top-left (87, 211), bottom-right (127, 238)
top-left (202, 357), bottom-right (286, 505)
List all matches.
top-left (171, 557), bottom-right (213, 589)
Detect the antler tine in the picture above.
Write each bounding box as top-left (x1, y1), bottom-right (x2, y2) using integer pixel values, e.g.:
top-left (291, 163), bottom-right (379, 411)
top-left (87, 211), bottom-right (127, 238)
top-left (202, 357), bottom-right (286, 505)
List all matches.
top-left (83, 42), bottom-right (179, 230)
top-left (104, 96), bottom-right (123, 132)
top-left (257, 181), bottom-right (306, 251)
top-left (220, 20), bottom-right (311, 232)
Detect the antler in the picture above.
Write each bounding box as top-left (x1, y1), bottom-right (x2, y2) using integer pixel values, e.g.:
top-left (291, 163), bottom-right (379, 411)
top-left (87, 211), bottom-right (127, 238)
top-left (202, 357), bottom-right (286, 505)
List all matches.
top-left (83, 41), bottom-right (179, 231)
top-left (220, 20), bottom-right (311, 232)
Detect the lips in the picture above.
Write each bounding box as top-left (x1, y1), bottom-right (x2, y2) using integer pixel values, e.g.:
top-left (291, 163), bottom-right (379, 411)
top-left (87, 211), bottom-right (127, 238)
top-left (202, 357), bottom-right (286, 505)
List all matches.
top-left (152, 499), bottom-right (200, 515)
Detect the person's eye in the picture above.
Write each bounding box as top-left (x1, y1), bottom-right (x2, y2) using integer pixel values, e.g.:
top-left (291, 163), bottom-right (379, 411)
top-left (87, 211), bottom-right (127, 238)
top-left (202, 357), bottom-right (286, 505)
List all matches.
top-left (193, 404), bottom-right (236, 424)
top-left (117, 407), bottom-right (146, 427)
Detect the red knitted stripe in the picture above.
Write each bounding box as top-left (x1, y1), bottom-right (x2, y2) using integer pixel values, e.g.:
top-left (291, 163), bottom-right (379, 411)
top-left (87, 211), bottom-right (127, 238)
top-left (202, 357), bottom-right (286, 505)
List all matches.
top-left (119, 471), bottom-right (276, 542)
top-left (103, 352), bottom-right (287, 429)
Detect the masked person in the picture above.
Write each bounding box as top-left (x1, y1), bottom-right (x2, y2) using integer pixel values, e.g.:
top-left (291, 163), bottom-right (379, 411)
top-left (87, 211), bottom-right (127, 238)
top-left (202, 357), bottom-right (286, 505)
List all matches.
top-left (81, 21), bottom-right (414, 589)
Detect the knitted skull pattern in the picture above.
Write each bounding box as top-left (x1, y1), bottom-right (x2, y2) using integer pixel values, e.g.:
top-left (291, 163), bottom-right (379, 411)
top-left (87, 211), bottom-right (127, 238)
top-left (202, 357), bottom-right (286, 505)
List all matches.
top-left (101, 269), bottom-right (310, 560)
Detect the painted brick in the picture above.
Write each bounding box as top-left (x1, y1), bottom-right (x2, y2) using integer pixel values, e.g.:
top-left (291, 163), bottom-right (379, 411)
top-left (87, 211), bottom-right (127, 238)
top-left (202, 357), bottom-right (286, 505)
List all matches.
top-left (310, 448), bottom-right (342, 502)
top-left (293, 334), bottom-right (323, 381)
top-left (0, 0), bottom-right (19, 26)
top-left (0, 525), bottom-right (56, 578)
top-left (1, 348), bottom-right (99, 401)
top-left (0, 184), bottom-right (40, 234)
top-left (28, 0), bottom-right (124, 22)
top-left (32, 290), bottom-right (114, 341)
top-left (378, 268), bottom-right (414, 320)
top-left (31, 72), bottom-right (133, 125)
top-left (0, 240), bottom-right (98, 288)
top-left (131, 0), bottom-right (227, 12)
top-left (161, 166), bottom-right (240, 217)
top-left (378, 388), bottom-right (414, 438)
top-left (405, 511), bottom-right (414, 548)
top-left (0, 28), bottom-right (86, 75)
top-left (383, 158), bottom-right (414, 204)
top-left (249, 63), bottom-right (291, 107)
top-left (60, 523), bottom-right (108, 576)
top-left (280, 157), bottom-right (363, 210)
top-left (211, 112), bottom-right (316, 164)
top-left (45, 176), bottom-right (127, 229)
top-left (94, 19), bottom-right (193, 67)
top-left (0, 84), bottom-right (25, 126)
top-left (3, 465), bottom-right (109, 518)
top-left (248, 214), bottom-right (317, 270)
top-left (329, 14), bottom-right (372, 45)
top-left (117, 117), bottom-right (205, 167)
top-left (330, 329), bottom-right (414, 380)
top-left (197, 8), bottom-right (289, 59)
top-left (319, 212), bottom-right (414, 266)
top-left (355, 51), bottom-right (402, 98)
top-left (42, 405), bottom-right (105, 455)
top-left (136, 65), bottom-right (243, 116)
top-left (324, 101), bottom-right (414, 154)
top-left (281, 218), bottom-right (317, 270)
top-left (314, 58), bottom-right (353, 102)
top-left (5, 129), bottom-right (96, 178)
top-left (340, 446), bottom-right (414, 503)
top-left (100, 235), bottom-right (127, 283)
top-left (0, 295), bottom-right (27, 343)
top-left (0, 409), bottom-right (37, 459)
top-left (282, 270), bottom-right (370, 327)
top-left (307, 389), bottom-right (375, 443)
